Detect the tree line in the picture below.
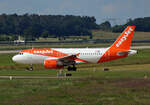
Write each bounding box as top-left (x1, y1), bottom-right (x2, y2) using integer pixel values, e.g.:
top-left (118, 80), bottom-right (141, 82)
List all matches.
top-left (0, 14), bottom-right (150, 41)
top-left (0, 14), bottom-right (98, 41)
top-left (98, 17), bottom-right (150, 33)
top-left (111, 17), bottom-right (150, 32)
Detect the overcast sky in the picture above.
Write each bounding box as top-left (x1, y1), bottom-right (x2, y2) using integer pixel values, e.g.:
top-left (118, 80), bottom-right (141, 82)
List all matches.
top-left (0, 0), bottom-right (149, 24)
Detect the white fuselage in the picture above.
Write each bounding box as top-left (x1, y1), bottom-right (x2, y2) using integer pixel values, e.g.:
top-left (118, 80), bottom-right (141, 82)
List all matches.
top-left (12, 48), bottom-right (108, 64)
top-left (12, 47), bottom-right (137, 65)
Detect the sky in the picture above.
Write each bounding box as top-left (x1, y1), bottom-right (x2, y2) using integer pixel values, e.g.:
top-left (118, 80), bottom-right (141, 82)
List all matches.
top-left (0, 0), bottom-right (149, 25)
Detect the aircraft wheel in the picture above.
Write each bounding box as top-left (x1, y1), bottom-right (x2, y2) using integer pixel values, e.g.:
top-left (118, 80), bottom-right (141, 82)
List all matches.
top-left (26, 67), bottom-right (33, 71)
top-left (67, 66), bottom-right (72, 71)
top-left (67, 66), bottom-right (77, 71)
top-left (29, 67), bottom-right (33, 71)
top-left (73, 67), bottom-right (77, 71)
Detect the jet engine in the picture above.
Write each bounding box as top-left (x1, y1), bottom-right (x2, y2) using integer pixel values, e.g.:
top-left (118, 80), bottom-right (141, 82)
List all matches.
top-left (44, 60), bottom-right (64, 69)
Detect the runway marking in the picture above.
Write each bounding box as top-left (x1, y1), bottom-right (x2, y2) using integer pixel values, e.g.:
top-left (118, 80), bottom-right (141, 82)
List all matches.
top-left (131, 46), bottom-right (150, 49)
top-left (0, 50), bottom-right (20, 54)
top-left (0, 76), bottom-right (81, 79)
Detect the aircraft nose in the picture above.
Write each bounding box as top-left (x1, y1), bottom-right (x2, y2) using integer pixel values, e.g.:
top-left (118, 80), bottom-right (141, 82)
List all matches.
top-left (12, 55), bottom-right (19, 62)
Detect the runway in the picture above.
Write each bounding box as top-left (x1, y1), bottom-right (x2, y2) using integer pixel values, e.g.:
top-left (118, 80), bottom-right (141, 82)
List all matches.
top-left (0, 50), bottom-right (21, 54)
top-left (0, 76), bottom-right (80, 79)
top-left (131, 46), bottom-right (150, 49)
top-left (0, 46), bottom-right (150, 54)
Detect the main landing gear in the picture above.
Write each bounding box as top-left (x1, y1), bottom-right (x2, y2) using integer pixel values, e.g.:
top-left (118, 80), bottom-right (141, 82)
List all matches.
top-left (67, 65), bottom-right (77, 71)
top-left (57, 64), bottom-right (77, 77)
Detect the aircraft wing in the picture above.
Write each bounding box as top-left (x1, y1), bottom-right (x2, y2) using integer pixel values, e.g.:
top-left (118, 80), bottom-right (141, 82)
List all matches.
top-left (57, 53), bottom-right (80, 66)
top-left (44, 53), bottom-right (80, 66)
top-left (59, 53), bottom-right (79, 62)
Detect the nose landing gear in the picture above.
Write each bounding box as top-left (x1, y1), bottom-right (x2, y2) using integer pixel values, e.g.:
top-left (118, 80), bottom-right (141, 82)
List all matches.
top-left (26, 64), bottom-right (33, 71)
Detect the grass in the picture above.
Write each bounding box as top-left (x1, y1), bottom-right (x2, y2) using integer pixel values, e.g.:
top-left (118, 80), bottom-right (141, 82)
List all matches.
top-left (0, 49), bottom-right (150, 104)
top-left (1, 73), bottom-right (150, 105)
top-left (37, 30), bottom-right (150, 41)
top-left (93, 30), bottom-right (150, 41)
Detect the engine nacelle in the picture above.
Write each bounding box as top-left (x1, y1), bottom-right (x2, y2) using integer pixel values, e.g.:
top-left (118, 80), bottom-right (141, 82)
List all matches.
top-left (44, 60), bottom-right (63, 69)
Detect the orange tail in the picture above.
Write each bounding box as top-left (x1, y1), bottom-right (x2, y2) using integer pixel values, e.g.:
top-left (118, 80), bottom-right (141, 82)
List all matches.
top-left (110, 26), bottom-right (135, 50)
top-left (98, 26), bottom-right (135, 63)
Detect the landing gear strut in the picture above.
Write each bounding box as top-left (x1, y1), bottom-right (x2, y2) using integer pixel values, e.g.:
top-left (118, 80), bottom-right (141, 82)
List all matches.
top-left (57, 69), bottom-right (63, 77)
top-left (57, 65), bottom-right (76, 77)
top-left (29, 66), bottom-right (33, 71)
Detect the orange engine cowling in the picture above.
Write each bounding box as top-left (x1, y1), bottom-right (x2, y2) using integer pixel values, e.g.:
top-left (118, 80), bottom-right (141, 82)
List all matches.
top-left (44, 60), bottom-right (64, 69)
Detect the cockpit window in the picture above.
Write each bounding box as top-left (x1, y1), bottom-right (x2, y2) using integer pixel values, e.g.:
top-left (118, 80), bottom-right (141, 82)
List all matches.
top-left (18, 53), bottom-right (24, 55)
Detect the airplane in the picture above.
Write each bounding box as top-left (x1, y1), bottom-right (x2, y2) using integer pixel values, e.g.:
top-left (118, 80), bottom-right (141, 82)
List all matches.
top-left (12, 26), bottom-right (137, 71)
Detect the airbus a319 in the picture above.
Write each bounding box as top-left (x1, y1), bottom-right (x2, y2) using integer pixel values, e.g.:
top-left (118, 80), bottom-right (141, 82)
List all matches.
top-left (12, 26), bottom-right (137, 71)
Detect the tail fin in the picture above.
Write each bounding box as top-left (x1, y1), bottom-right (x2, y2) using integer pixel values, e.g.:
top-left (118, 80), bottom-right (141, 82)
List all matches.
top-left (97, 26), bottom-right (135, 63)
top-left (110, 26), bottom-right (135, 50)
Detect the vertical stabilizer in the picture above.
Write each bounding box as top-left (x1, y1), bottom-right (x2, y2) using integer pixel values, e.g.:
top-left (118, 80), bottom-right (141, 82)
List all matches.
top-left (110, 26), bottom-right (135, 50)
top-left (98, 26), bottom-right (136, 63)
